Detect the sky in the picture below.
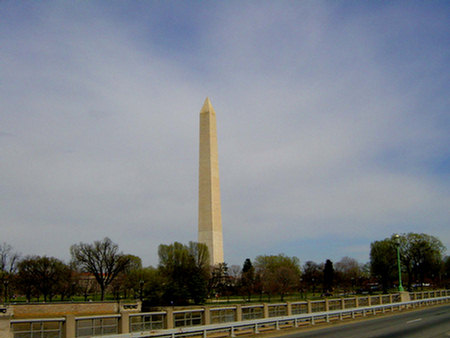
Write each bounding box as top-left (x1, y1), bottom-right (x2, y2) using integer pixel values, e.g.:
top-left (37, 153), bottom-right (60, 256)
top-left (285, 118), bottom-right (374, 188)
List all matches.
top-left (1, 1), bottom-right (449, 268)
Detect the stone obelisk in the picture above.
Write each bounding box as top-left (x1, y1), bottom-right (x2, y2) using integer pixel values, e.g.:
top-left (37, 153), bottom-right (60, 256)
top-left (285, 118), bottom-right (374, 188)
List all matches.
top-left (198, 97), bottom-right (224, 266)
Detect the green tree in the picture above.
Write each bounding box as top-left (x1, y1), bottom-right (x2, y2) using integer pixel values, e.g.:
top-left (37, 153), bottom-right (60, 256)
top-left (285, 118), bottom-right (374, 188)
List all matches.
top-left (370, 238), bottom-right (396, 293)
top-left (443, 256), bottom-right (450, 288)
top-left (70, 237), bottom-right (131, 300)
top-left (141, 266), bottom-right (166, 305)
top-left (397, 233), bottom-right (445, 289)
top-left (370, 233), bottom-right (446, 292)
top-left (16, 259), bottom-right (37, 302)
top-left (16, 256), bottom-right (71, 302)
top-left (255, 254), bottom-right (301, 301)
top-left (111, 254), bottom-right (143, 299)
top-left (302, 261), bottom-right (322, 295)
top-left (158, 241), bottom-right (209, 305)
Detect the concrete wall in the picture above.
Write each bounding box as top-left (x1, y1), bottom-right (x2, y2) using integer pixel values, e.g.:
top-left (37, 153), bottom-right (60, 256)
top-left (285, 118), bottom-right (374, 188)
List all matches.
top-left (2, 291), bottom-right (449, 338)
top-left (6, 300), bottom-right (140, 318)
top-left (11, 302), bottom-right (120, 318)
top-left (0, 307), bottom-right (13, 338)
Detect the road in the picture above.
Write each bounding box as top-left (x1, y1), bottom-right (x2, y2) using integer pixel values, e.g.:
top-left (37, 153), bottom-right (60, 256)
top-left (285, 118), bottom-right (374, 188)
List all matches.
top-left (279, 304), bottom-right (450, 338)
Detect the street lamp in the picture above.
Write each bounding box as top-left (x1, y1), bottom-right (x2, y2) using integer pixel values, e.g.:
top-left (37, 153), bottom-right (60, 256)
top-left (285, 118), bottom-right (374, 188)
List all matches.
top-left (394, 234), bottom-right (404, 292)
top-left (139, 280), bottom-right (144, 301)
top-left (3, 279), bottom-right (9, 303)
top-left (299, 278), bottom-right (304, 299)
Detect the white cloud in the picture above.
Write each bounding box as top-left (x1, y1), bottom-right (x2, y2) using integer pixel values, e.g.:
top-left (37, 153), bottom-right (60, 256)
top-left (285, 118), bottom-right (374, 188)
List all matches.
top-left (1, 2), bottom-right (448, 266)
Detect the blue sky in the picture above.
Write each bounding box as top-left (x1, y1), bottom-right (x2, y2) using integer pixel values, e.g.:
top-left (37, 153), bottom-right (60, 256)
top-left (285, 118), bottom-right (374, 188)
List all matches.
top-left (1, 1), bottom-right (449, 268)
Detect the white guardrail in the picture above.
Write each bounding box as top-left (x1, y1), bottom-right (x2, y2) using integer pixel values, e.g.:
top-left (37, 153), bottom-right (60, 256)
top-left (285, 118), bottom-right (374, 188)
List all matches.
top-left (99, 296), bottom-right (450, 338)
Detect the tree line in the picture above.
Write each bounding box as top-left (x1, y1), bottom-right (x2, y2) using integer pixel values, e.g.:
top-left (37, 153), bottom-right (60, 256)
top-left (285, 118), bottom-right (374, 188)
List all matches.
top-left (0, 233), bottom-right (448, 305)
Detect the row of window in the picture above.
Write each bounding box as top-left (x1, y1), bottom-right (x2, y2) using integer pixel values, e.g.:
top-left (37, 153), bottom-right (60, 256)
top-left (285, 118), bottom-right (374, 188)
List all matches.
top-left (130, 313), bottom-right (165, 331)
top-left (76, 317), bottom-right (118, 337)
top-left (11, 321), bottom-right (63, 338)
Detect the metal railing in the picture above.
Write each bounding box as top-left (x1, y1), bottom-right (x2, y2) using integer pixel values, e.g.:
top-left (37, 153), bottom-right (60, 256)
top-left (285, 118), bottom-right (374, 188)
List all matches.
top-left (97, 295), bottom-right (449, 338)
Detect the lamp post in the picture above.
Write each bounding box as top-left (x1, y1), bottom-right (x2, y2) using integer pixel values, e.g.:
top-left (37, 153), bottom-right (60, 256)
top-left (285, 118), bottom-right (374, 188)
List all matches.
top-left (139, 280), bottom-right (144, 301)
top-left (394, 234), bottom-right (404, 292)
top-left (3, 279), bottom-right (9, 303)
top-left (299, 278), bottom-right (304, 299)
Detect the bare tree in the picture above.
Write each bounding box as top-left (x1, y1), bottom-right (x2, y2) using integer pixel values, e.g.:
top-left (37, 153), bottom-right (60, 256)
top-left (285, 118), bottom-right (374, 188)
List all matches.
top-left (0, 243), bottom-right (20, 302)
top-left (70, 237), bottom-right (130, 300)
top-left (335, 256), bottom-right (361, 294)
top-left (229, 265), bottom-right (241, 279)
top-left (0, 243), bottom-right (20, 274)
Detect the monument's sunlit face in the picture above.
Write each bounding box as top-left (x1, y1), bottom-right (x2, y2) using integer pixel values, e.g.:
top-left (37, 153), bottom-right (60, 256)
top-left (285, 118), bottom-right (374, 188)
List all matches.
top-left (198, 98), bottom-right (224, 266)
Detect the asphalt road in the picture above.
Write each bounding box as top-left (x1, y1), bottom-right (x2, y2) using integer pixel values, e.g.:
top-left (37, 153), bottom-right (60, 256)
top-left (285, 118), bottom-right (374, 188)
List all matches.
top-left (279, 304), bottom-right (450, 338)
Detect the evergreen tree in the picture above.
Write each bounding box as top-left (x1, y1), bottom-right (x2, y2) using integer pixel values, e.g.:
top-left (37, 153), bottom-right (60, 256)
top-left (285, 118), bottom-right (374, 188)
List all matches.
top-left (240, 258), bottom-right (255, 301)
top-left (323, 259), bottom-right (334, 294)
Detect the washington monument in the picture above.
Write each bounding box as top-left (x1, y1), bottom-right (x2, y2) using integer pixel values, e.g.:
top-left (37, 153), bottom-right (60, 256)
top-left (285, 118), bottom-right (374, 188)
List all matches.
top-left (198, 98), bottom-right (224, 266)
